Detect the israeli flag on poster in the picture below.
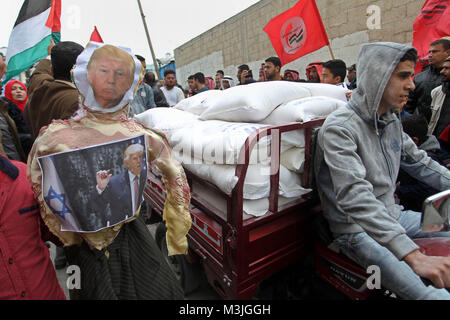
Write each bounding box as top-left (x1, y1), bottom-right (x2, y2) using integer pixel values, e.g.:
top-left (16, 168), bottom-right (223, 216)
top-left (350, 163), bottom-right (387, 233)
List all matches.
top-left (38, 155), bottom-right (80, 232)
top-left (37, 134), bottom-right (148, 233)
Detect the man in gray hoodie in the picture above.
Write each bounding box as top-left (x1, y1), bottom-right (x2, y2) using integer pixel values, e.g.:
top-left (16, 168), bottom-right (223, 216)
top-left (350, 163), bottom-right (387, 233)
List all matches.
top-left (314, 42), bottom-right (450, 299)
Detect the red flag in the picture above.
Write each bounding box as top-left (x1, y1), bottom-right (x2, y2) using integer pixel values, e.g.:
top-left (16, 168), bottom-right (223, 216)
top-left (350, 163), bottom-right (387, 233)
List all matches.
top-left (412, 0), bottom-right (450, 74)
top-left (46, 0), bottom-right (61, 31)
top-left (46, 0), bottom-right (62, 43)
top-left (263, 0), bottom-right (329, 66)
top-left (90, 26), bottom-right (104, 43)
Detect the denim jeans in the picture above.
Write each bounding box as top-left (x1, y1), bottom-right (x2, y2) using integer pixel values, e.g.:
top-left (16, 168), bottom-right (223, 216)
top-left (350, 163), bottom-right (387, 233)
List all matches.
top-left (332, 210), bottom-right (450, 300)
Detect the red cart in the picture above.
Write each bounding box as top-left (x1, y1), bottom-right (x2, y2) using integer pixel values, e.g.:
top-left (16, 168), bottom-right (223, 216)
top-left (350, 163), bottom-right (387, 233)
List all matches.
top-left (144, 119), bottom-right (324, 299)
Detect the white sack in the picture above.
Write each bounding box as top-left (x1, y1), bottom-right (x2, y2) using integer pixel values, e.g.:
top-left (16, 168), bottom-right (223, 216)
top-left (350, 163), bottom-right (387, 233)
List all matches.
top-left (243, 196), bottom-right (301, 217)
top-left (291, 82), bottom-right (349, 102)
top-left (199, 81), bottom-right (312, 122)
top-left (134, 108), bottom-right (199, 140)
top-left (199, 81), bottom-right (348, 123)
top-left (280, 147), bottom-right (305, 173)
top-left (171, 120), bottom-right (274, 165)
top-left (181, 160), bottom-right (311, 200)
top-left (262, 96), bottom-right (347, 124)
top-left (173, 89), bottom-right (223, 115)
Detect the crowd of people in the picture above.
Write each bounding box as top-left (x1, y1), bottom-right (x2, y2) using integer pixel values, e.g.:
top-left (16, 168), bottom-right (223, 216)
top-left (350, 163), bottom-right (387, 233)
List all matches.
top-left (135, 55), bottom-right (358, 108)
top-left (0, 36), bottom-right (450, 300)
top-left (175, 56), bottom-right (356, 99)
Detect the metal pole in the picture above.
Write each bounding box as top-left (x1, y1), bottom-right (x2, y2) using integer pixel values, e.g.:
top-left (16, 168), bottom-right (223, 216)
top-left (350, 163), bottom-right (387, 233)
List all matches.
top-left (137, 0), bottom-right (160, 79)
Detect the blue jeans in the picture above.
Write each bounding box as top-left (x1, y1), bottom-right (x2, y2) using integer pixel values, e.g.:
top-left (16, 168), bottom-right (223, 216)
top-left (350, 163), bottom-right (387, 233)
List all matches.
top-left (332, 210), bottom-right (450, 300)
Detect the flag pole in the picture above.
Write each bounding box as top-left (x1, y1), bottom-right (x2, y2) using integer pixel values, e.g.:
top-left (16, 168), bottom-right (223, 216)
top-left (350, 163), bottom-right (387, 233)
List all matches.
top-left (327, 44), bottom-right (335, 60)
top-left (136, 0), bottom-right (160, 80)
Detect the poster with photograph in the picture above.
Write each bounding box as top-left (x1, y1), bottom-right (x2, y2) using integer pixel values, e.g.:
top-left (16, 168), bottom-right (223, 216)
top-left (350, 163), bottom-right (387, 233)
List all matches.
top-left (38, 134), bottom-right (147, 233)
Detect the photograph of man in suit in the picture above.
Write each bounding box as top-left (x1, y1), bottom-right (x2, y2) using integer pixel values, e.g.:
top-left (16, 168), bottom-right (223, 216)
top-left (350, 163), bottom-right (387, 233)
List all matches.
top-left (93, 143), bottom-right (147, 228)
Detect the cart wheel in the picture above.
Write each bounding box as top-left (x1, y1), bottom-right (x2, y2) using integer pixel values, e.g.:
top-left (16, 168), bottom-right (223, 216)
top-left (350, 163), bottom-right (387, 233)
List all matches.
top-left (155, 222), bottom-right (201, 295)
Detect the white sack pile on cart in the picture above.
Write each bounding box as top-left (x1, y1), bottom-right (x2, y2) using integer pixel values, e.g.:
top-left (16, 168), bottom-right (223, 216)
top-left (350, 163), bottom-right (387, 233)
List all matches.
top-left (135, 81), bottom-right (348, 217)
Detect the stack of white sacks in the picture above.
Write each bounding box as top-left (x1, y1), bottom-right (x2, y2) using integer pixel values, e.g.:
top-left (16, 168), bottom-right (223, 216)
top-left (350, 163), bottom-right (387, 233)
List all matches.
top-left (135, 81), bottom-right (348, 218)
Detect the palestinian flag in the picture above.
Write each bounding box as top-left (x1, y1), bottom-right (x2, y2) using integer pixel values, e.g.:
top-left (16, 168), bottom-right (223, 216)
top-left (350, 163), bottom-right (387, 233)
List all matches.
top-left (4, 0), bottom-right (61, 83)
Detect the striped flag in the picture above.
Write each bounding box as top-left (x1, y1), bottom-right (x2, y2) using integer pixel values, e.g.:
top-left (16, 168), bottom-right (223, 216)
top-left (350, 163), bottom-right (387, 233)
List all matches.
top-left (4, 0), bottom-right (61, 83)
top-left (38, 155), bottom-right (80, 232)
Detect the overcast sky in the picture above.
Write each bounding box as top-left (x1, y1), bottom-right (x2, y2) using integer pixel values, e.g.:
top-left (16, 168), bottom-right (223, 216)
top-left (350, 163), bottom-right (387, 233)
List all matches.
top-left (1, 0), bottom-right (260, 62)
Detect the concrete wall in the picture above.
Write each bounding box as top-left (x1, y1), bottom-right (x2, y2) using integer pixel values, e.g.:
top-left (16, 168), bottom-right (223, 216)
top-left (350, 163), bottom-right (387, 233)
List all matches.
top-left (174, 0), bottom-right (424, 88)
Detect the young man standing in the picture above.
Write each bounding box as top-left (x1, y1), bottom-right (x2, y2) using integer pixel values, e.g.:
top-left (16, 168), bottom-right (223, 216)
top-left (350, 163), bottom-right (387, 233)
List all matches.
top-left (193, 72), bottom-right (209, 95)
top-left (347, 64), bottom-right (357, 90)
top-left (263, 57), bottom-right (282, 81)
top-left (314, 42), bottom-right (450, 299)
top-left (160, 69), bottom-right (184, 107)
top-left (237, 64), bottom-right (257, 85)
top-left (25, 40), bottom-right (84, 141)
top-left (428, 57), bottom-right (450, 138)
top-left (321, 59), bottom-right (348, 88)
top-left (405, 39), bottom-right (450, 121)
top-left (215, 70), bottom-right (224, 89)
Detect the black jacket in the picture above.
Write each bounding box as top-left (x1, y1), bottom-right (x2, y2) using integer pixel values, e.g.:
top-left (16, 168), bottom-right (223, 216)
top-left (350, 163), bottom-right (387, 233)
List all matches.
top-left (0, 98), bottom-right (31, 158)
top-left (150, 83), bottom-right (169, 108)
top-left (405, 65), bottom-right (443, 122)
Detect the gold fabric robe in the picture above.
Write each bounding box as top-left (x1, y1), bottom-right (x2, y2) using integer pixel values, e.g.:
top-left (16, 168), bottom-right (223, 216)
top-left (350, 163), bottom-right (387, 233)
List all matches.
top-left (27, 105), bottom-right (191, 255)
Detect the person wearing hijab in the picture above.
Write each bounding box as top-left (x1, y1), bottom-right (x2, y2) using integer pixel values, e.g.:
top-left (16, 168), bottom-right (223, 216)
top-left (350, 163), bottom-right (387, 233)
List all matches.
top-left (1, 80), bottom-right (32, 156)
top-left (4, 80), bottom-right (28, 112)
top-left (0, 58), bottom-right (25, 161)
top-left (28, 43), bottom-right (191, 300)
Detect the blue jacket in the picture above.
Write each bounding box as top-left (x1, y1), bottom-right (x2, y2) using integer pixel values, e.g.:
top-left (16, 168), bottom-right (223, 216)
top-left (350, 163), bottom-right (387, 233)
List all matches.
top-left (129, 82), bottom-right (156, 115)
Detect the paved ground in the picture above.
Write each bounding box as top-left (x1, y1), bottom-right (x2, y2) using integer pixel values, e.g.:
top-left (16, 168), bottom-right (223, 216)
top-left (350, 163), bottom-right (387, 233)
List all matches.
top-left (48, 223), bottom-right (220, 300)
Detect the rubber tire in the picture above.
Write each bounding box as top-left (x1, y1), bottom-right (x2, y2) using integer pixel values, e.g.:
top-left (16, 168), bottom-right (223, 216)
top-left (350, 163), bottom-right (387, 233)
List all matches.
top-left (155, 222), bottom-right (201, 295)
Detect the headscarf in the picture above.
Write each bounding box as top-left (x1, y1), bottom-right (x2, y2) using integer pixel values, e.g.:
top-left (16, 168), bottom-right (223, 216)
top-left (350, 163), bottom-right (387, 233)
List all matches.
top-left (205, 76), bottom-right (215, 90)
top-left (283, 69), bottom-right (300, 81)
top-left (28, 42), bottom-right (192, 254)
top-left (4, 80), bottom-right (28, 112)
top-left (220, 76), bottom-right (235, 90)
top-left (305, 61), bottom-right (324, 83)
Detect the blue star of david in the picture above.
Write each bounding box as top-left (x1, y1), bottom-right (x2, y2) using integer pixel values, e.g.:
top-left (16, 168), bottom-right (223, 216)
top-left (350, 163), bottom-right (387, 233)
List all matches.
top-left (44, 186), bottom-right (70, 221)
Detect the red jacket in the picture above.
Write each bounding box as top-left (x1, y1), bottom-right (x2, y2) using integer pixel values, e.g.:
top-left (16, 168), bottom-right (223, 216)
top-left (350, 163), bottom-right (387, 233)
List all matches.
top-left (0, 155), bottom-right (66, 300)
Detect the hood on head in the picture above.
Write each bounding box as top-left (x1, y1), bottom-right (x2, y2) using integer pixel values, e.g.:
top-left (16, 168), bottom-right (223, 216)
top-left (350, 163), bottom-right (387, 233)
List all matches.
top-left (72, 41), bottom-right (142, 113)
top-left (348, 42), bottom-right (417, 123)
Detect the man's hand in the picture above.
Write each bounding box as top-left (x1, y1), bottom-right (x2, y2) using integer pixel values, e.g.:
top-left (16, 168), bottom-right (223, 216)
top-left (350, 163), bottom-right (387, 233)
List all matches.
top-left (47, 38), bottom-right (55, 56)
top-left (404, 249), bottom-right (450, 288)
top-left (96, 170), bottom-right (111, 191)
top-left (240, 70), bottom-right (248, 85)
top-left (346, 91), bottom-right (352, 100)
